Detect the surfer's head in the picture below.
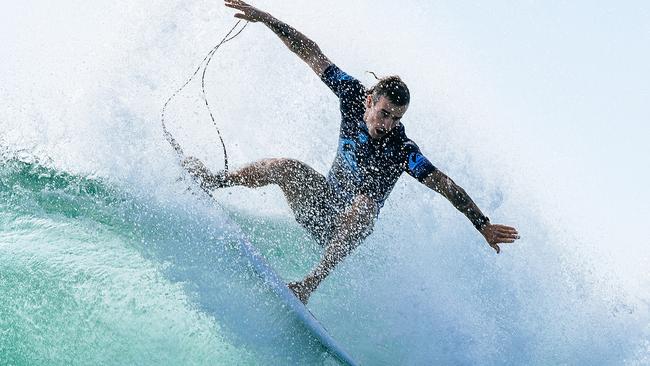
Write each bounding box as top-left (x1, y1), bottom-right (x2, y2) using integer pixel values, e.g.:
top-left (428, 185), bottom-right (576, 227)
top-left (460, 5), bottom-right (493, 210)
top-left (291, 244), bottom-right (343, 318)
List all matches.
top-left (364, 75), bottom-right (410, 140)
top-left (368, 75), bottom-right (410, 107)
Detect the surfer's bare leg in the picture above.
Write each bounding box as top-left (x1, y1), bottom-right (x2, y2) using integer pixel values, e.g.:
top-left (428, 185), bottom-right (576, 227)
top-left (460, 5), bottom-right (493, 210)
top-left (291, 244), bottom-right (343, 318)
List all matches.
top-left (289, 194), bottom-right (377, 304)
top-left (226, 158), bottom-right (329, 215)
top-left (184, 157), bottom-right (328, 211)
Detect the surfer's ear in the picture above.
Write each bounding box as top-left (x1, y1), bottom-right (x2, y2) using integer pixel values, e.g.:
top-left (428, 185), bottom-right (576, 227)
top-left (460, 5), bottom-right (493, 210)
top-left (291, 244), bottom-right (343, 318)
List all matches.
top-left (365, 94), bottom-right (373, 108)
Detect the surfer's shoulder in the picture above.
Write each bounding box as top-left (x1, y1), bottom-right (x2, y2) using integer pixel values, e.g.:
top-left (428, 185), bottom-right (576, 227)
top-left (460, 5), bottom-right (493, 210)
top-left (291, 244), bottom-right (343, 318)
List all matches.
top-left (321, 64), bottom-right (366, 99)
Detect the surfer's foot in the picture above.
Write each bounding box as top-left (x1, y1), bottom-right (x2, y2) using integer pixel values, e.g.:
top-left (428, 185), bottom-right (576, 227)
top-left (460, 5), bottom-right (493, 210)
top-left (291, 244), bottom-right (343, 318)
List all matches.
top-left (288, 281), bottom-right (312, 304)
top-left (182, 156), bottom-right (209, 177)
top-left (200, 170), bottom-right (231, 190)
top-left (182, 156), bottom-right (232, 190)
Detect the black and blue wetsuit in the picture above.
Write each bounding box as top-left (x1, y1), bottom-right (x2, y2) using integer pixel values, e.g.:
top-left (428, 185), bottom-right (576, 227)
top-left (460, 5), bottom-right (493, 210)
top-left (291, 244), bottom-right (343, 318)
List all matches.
top-left (322, 64), bottom-right (437, 212)
top-left (299, 64), bottom-right (437, 244)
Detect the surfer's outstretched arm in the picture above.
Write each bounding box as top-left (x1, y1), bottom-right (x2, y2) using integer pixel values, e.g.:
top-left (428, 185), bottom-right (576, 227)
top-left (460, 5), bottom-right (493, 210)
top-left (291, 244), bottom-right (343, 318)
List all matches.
top-left (224, 0), bottom-right (332, 75)
top-left (422, 170), bottom-right (520, 253)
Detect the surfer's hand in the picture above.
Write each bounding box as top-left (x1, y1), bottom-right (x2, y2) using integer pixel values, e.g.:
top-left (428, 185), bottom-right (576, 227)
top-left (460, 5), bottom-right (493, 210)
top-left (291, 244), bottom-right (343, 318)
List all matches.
top-left (479, 224), bottom-right (520, 254)
top-left (224, 0), bottom-right (268, 23)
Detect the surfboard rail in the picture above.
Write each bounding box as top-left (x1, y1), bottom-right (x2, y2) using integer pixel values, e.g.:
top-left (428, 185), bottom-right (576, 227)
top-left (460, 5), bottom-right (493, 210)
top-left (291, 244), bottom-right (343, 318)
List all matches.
top-left (223, 215), bottom-right (359, 366)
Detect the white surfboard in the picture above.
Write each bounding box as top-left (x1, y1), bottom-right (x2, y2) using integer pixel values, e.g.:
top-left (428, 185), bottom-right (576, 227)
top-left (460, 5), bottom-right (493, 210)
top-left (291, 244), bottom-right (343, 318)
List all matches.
top-left (224, 214), bottom-right (359, 366)
top-left (163, 140), bottom-right (358, 363)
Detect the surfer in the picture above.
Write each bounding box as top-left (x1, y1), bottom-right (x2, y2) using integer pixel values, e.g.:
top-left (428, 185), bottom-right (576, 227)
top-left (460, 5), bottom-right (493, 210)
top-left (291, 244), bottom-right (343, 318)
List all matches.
top-left (183, 0), bottom-right (520, 304)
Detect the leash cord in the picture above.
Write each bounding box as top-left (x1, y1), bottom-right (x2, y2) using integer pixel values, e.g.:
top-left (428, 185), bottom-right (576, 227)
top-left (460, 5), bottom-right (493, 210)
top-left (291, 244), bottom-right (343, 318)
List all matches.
top-left (161, 20), bottom-right (248, 173)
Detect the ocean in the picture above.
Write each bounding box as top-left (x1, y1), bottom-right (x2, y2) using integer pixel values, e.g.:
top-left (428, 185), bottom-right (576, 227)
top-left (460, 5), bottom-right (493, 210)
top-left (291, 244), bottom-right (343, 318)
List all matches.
top-left (1, 1), bottom-right (648, 365)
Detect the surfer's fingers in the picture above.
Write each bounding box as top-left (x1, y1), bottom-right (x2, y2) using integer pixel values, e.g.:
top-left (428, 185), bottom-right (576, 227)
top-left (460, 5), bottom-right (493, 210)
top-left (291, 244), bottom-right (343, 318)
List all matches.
top-left (226, 0), bottom-right (254, 12)
top-left (497, 237), bottom-right (517, 244)
top-left (496, 228), bottom-right (520, 239)
top-left (495, 225), bottom-right (518, 233)
top-left (489, 231), bottom-right (517, 243)
top-left (491, 243), bottom-right (500, 254)
top-left (501, 232), bottom-right (519, 239)
top-left (224, 1), bottom-right (246, 11)
top-left (498, 233), bottom-right (520, 241)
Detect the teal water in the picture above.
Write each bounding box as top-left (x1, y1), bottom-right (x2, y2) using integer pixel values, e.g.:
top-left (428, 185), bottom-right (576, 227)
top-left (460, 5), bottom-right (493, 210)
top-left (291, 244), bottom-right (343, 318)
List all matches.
top-left (2, 155), bottom-right (646, 365)
top-left (0, 159), bottom-right (339, 365)
top-left (2, 0), bottom-right (649, 364)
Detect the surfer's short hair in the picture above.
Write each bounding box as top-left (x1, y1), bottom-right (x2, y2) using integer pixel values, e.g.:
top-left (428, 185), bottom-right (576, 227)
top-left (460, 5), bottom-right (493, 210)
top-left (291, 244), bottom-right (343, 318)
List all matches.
top-left (368, 75), bottom-right (410, 106)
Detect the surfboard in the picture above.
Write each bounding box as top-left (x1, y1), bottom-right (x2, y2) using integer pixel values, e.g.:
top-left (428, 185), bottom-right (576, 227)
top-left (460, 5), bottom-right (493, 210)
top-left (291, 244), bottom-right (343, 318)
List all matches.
top-left (222, 214), bottom-right (359, 366)
top-left (159, 25), bottom-right (357, 361)
top-left (161, 135), bottom-right (358, 363)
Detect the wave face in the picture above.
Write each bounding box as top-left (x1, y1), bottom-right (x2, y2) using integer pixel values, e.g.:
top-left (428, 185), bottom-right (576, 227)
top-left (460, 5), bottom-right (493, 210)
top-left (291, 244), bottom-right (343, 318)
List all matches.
top-left (1, 1), bottom-right (648, 365)
top-left (0, 160), bottom-right (343, 365)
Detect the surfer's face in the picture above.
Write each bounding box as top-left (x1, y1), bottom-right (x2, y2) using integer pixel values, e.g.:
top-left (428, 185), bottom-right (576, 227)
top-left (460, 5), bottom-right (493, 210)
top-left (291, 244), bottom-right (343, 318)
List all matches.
top-left (364, 95), bottom-right (408, 140)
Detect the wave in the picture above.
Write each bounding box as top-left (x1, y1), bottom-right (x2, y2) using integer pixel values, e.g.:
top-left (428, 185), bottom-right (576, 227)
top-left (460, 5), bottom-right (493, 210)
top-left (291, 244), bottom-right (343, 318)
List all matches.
top-left (2, 0), bottom-right (648, 364)
top-left (2, 149), bottom-right (647, 365)
top-left (0, 159), bottom-right (342, 365)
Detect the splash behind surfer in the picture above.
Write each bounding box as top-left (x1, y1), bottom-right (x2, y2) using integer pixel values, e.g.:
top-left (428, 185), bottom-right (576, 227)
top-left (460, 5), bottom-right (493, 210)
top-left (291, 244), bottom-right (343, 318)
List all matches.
top-left (183, 0), bottom-right (520, 304)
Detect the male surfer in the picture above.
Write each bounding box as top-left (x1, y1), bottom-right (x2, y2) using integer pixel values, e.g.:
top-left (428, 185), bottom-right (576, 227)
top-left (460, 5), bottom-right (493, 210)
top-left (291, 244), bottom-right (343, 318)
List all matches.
top-left (183, 0), bottom-right (520, 304)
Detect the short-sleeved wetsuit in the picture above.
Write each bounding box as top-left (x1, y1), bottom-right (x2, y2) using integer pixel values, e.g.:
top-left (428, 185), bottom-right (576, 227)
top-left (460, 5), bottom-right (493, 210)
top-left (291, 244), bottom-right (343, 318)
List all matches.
top-left (297, 64), bottom-right (437, 245)
top-left (322, 64), bottom-right (437, 210)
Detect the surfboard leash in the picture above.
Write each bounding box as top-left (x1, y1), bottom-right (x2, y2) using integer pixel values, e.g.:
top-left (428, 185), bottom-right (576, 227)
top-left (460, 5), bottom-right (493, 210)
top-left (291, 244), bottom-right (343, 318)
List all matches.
top-left (161, 20), bottom-right (248, 173)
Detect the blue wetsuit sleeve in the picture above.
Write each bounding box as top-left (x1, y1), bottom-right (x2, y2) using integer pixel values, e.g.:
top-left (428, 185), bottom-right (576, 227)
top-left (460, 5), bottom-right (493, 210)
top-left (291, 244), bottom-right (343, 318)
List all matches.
top-left (405, 143), bottom-right (437, 182)
top-left (321, 64), bottom-right (364, 100)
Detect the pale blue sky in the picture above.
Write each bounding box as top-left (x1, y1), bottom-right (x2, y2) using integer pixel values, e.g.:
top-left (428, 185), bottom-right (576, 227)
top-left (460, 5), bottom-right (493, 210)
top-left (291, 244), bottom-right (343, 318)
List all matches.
top-left (444, 0), bottom-right (650, 230)
top-left (424, 0), bottom-right (650, 274)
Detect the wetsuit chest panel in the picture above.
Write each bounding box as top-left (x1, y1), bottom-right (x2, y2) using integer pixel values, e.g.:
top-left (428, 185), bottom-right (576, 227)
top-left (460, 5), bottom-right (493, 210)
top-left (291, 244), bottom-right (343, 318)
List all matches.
top-left (321, 64), bottom-right (437, 212)
top-left (329, 116), bottom-right (409, 210)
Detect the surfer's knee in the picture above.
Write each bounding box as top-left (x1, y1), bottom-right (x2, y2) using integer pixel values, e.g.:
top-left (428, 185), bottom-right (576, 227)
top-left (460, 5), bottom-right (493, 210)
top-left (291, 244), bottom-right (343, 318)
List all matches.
top-left (351, 194), bottom-right (378, 224)
top-left (277, 158), bottom-right (308, 175)
top-left (262, 158), bottom-right (312, 183)
top-left (235, 158), bottom-right (293, 185)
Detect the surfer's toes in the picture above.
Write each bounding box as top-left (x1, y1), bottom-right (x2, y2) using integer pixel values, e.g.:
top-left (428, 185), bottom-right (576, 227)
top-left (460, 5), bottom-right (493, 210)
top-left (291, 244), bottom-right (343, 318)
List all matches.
top-left (182, 157), bottom-right (232, 191)
top-left (181, 156), bottom-right (205, 173)
top-left (201, 170), bottom-right (232, 190)
top-left (288, 281), bottom-right (310, 304)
